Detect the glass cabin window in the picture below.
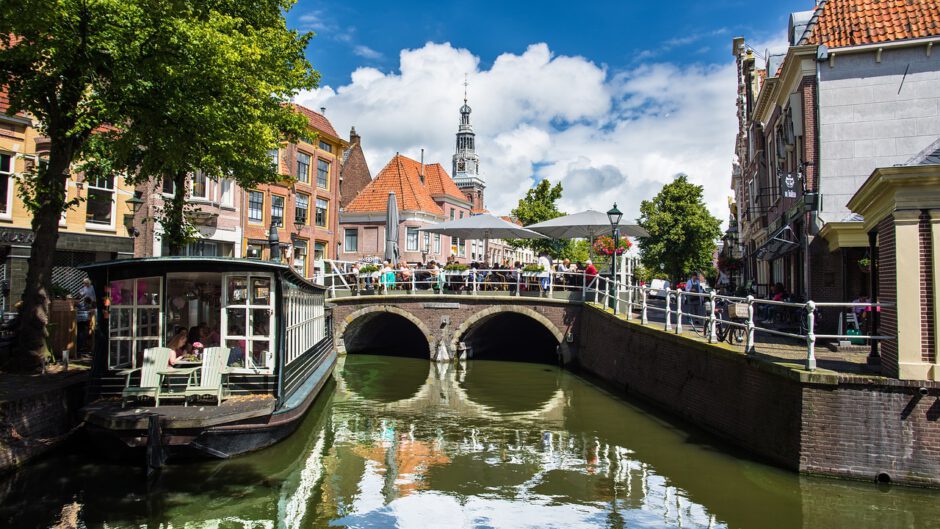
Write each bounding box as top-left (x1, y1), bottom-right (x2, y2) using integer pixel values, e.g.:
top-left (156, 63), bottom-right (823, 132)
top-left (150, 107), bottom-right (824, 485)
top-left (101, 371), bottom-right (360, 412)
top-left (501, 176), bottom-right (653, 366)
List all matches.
top-left (108, 277), bottom-right (162, 369)
top-left (223, 274), bottom-right (275, 372)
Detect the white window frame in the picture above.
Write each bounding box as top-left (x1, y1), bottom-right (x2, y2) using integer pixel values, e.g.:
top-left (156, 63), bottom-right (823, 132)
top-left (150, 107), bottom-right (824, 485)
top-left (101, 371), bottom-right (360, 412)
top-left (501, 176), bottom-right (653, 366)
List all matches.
top-left (316, 159), bottom-right (329, 189)
top-left (293, 239), bottom-right (308, 276)
top-left (108, 277), bottom-right (163, 370)
top-left (434, 234), bottom-right (441, 254)
top-left (248, 190), bottom-right (264, 223)
top-left (221, 273), bottom-right (275, 373)
top-left (86, 175), bottom-right (116, 229)
top-left (315, 197), bottom-right (328, 227)
top-left (344, 228), bottom-right (358, 252)
top-left (406, 227), bottom-right (418, 251)
top-left (191, 171), bottom-right (209, 201)
top-left (220, 178), bottom-right (234, 207)
top-left (295, 193), bottom-right (309, 225)
top-left (283, 283), bottom-right (325, 365)
top-left (0, 152), bottom-right (14, 220)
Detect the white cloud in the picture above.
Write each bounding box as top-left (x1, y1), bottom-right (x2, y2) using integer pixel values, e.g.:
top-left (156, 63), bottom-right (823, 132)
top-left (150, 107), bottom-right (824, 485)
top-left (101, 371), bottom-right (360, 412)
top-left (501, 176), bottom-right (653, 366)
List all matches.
top-left (298, 41), bottom-right (738, 226)
top-left (353, 45), bottom-right (383, 60)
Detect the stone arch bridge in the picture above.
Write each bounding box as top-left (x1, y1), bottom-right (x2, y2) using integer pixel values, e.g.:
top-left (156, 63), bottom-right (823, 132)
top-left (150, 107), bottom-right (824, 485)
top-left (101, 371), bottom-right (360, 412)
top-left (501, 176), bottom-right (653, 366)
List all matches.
top-left (330, 294), bottom-right (582, 363)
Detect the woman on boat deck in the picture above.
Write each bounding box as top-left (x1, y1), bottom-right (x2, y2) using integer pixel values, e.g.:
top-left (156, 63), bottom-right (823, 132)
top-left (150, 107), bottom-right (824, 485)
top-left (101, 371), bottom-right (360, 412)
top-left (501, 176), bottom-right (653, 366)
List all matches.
top-left (167, 328), bottom-right (190, 366)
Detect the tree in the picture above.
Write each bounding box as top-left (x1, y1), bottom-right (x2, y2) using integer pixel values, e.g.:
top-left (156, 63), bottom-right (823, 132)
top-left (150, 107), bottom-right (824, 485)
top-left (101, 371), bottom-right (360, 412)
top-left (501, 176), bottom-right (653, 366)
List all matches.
top-left (509, 179), bottom-right (570, 258)
top-left (0, 0), bottom-right (315, 371)
top-left (636, 174), bottom-right (721, 284)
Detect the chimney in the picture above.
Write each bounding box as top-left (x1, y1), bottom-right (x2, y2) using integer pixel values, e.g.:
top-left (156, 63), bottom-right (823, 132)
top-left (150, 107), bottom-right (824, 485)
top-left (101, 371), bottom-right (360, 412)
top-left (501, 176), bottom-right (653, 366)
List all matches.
top-left (320, 107), bottom-right (326, 115)
top-left (349, 126), bottom-right (359, 144)
top-left (420, 148), bottom-right (425, 184)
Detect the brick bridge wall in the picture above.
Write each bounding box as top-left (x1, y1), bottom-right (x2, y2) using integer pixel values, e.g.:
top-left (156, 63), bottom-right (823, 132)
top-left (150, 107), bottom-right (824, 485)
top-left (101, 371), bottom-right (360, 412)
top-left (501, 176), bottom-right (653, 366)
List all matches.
top-left (579, 304), bottom-right (940, 487)
top-left (330, 295), bottom-right (581, 362)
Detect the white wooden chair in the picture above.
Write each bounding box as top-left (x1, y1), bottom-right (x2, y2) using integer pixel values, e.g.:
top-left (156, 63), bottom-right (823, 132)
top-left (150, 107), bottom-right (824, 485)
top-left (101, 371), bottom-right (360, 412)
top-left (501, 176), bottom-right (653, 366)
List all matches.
top-left (182, 347), bottom-right (229, 406)
top-left (118, 347), bottom-right (172, 408)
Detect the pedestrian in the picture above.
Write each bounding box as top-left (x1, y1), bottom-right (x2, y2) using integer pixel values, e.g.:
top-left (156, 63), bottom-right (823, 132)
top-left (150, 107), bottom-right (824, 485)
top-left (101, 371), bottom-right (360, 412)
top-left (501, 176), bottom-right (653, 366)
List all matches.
top-left (537, 252), bottom-right (552, 292)
top-left (76, 296), bottom-right (94, 354)
top-left (79, 278), bottom-right (95, 304)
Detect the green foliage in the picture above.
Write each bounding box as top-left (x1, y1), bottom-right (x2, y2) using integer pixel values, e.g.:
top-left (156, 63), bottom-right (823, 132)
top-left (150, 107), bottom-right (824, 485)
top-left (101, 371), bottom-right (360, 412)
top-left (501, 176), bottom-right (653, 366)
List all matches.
top-left (559, 239), bottom-right (591, 263)
top-left (522, 264), bottom-right (544, 273)
top-left (358, 265), bottom-right (380, 274)
top-left (443, 263), bottom-right (469, 272)
top-left (636, 174), bottom-right (722, 283)
top-left (50, 284), bottom-right (72, 300)
top-left (635, 265), bottom-right (669, 284)
top-left (508, 179), bottom-right (572, 258)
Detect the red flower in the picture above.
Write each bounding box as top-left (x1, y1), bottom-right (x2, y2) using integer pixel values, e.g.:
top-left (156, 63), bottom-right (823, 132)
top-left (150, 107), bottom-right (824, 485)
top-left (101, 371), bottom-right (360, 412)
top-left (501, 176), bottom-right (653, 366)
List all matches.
top-left (593, 236), bottom-right (632, 256)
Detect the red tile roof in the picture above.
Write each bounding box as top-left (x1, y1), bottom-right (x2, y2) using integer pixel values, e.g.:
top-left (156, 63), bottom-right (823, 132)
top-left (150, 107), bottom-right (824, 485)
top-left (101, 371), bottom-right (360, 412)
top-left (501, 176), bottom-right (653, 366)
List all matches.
top-left (0, 87), bottom-right (10, 115)
top-left (344, 154), bottom-right (445, 215)
top-left (423, 163), bottom-right (466, 201)
top-left (805, 0), bottom-right (940, 48)
top-left (290, 103), bottom-right (340, 139)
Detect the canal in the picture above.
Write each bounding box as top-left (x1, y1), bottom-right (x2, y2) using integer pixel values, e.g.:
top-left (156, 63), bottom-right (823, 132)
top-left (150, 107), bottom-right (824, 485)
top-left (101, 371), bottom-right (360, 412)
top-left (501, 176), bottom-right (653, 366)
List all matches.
top-left (2, 355), bottom-right (939, 528)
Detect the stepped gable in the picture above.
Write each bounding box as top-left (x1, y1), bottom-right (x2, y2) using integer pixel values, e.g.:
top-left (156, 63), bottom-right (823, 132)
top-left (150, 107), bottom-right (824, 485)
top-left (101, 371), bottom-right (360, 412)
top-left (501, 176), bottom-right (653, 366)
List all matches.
top-left (805, 0), bottom-right (940, 48)
top-left (344, 154), bottom-right (444, 215)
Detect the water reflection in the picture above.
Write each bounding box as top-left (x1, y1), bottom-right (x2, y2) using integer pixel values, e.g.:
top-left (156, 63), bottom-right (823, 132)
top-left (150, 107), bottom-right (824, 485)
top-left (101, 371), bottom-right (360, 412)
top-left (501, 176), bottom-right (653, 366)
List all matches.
top-left (2, 355), bottom-right (940, 528)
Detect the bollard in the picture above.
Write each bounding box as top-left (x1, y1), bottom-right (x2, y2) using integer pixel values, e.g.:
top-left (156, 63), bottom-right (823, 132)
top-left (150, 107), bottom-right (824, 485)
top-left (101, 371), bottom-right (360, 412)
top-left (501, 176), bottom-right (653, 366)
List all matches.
top-left (664, 289), bottom-right (672, 331)
top-left (627, 285), bottom-right (634, 321)
top-left (745, 295), bottom-right (755, 354)
top-left (707, 290), bottom-right (717, 343)
top-left (675, 291), bottom-right (683, 334)
top-left (805, 300), bottom-right (817, 371)
top-left (641, 288), bottom-right (648, 325)
top-left (61, 350), bottom-right (69, 371)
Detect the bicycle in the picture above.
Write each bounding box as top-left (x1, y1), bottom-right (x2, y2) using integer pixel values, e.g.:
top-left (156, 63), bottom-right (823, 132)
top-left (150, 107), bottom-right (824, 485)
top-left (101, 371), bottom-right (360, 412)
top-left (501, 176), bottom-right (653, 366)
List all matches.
top-left (714, 298), bottom-right (747, 345)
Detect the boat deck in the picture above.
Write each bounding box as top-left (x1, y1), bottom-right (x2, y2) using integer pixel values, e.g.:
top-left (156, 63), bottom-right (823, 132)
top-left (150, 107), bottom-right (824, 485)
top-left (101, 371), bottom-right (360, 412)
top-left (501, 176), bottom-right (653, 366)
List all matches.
top-left (84, 395), bottom-right (276, 430)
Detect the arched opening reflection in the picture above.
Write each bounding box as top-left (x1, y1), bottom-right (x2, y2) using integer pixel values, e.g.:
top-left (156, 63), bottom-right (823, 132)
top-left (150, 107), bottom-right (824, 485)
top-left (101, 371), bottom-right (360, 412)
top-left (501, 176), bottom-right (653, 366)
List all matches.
top-left (340, 354), bottom-right (429, 403)
top-left (461, 312), bottom-right (560, 364)
top-left (342, 312), bottom-right (430, 358)
top-left (459, 360), bottom-right (561, 414)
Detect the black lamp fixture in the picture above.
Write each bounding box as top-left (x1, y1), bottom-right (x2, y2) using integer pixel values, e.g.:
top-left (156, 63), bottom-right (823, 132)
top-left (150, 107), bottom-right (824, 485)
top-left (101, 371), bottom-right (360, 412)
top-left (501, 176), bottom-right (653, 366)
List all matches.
top-left (268, 225), bottom-right (280, 263)
top-left (123, 191), bottom-right (144, 237)
top-left (607, 203), bottom-right (623, 312)
top-left (126, 191), bottom-right (144, 214)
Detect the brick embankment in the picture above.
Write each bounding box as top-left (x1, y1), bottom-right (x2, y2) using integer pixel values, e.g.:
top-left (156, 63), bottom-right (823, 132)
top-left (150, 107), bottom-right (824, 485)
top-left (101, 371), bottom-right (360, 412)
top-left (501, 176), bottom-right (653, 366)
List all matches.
top-left (0, 371), bottom-right (88, 473)
top-left (578, 303), bottom-right (940, 487)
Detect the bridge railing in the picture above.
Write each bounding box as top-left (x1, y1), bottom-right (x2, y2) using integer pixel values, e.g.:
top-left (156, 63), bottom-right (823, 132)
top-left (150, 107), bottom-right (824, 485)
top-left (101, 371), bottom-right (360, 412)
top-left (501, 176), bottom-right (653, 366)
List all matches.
top-left (590, 274), bottom-right (893, 372)
top-left (323, 268), bottom-right (598, 301)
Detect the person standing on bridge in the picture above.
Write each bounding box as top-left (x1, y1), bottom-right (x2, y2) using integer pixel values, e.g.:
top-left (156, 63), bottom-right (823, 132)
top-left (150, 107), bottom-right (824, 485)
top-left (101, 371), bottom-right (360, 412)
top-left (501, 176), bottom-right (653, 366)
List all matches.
top-left (538, 252), bottom-right (552, 293)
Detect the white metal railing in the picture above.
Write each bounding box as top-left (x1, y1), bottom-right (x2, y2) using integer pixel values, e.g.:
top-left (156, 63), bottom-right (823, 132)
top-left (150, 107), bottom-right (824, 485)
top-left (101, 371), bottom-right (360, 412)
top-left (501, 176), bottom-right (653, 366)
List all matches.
top-left (321, 267), bottom-right (894, 372)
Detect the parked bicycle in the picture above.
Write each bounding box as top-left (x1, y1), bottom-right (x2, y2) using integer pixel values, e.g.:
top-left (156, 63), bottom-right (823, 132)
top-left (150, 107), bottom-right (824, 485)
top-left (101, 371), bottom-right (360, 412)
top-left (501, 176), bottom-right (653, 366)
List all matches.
top-left (713, 298), bottom-right (747, 345)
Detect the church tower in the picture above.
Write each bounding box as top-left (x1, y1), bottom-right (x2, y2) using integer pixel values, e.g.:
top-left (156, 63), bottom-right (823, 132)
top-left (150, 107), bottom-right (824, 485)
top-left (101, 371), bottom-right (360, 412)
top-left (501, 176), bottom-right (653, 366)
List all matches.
top-left (452, 79), bottom-right (485, 211)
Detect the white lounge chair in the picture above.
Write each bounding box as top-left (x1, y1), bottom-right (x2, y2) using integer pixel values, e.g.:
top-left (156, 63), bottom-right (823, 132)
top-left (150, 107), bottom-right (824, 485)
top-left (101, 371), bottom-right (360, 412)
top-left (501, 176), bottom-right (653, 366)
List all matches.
top-left (118, 347), bottom-right (172, 408)
top-left (183, 347), bottom-right (229, 406)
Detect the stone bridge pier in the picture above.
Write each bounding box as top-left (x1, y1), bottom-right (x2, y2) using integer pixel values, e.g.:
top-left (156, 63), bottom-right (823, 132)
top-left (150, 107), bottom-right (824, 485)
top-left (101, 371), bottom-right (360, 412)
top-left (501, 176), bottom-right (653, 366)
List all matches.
top-left (331, 295), bottom-right (582, 364)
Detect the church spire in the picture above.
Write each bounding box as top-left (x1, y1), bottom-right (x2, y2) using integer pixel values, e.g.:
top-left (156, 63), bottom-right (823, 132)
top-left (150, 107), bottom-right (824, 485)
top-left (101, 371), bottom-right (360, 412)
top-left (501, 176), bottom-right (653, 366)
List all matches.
top-left (453, 77), bottom-right (484, 210)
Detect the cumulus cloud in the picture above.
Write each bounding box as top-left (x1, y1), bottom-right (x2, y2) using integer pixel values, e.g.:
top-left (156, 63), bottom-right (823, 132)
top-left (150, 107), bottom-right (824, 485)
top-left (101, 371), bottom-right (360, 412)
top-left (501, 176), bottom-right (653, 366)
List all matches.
top-left (297, 41), bottom-right (738, 225)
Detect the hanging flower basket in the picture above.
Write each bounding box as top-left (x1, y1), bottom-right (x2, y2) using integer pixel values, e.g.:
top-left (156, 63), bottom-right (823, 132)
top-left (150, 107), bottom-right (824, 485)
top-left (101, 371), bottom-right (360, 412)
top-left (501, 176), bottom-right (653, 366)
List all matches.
top-left (593, 236), bottom-right (632, 256)
top-left (858, 257), bottom-right (871, 273)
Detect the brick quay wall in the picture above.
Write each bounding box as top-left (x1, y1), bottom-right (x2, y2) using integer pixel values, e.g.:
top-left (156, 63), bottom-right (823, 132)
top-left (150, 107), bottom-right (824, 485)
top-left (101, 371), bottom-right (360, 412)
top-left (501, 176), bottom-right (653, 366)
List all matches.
top-left (577, 304), bottom-right (940, 487)
top-left (0, 373), bottom-right (87, 473)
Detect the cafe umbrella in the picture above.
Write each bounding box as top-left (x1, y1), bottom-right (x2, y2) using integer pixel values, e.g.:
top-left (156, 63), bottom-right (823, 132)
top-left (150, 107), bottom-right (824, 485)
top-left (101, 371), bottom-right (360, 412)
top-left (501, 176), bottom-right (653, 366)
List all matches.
top-left (420, 213), bottom-right (547, 262)
top-left (384, 191), bottom-right (400, 264)
top-left (525, 209), bottom-right (648, 240)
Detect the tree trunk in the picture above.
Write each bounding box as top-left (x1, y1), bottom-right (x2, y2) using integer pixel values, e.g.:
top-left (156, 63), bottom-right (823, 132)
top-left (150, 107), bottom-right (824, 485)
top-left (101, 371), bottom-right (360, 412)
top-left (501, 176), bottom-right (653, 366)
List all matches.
top-left (14, 148), bottom-right (72, 372)
top-left (163, 171), bottom-right (188, 256)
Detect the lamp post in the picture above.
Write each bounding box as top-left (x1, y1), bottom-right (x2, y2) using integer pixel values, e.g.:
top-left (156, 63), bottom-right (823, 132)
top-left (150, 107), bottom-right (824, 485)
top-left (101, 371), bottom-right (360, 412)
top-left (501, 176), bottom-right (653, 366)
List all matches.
top-left (607, 203), bottom-right (622, 312)
top-left (268, 226), bottom-right (280, 263)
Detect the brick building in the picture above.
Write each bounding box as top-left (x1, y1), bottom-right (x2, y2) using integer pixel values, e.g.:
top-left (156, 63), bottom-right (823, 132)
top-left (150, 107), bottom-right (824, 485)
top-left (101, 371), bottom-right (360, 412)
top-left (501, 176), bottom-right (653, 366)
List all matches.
top-left (0, 89), bottom-right (135, 309)
top-left (730, 0), bottom-right (940, 305)
top-left (339, 126), bottom-right (372, 210)
top-left (240, 105), bottom-right (347, 281)
top-left (339, 153), bottom-right (473, 264)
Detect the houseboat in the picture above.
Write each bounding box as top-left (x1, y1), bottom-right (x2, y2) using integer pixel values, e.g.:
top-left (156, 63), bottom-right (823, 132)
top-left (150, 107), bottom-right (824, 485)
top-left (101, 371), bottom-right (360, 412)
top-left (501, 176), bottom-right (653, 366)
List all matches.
top-left (80, 257), bottom-right (335, 460)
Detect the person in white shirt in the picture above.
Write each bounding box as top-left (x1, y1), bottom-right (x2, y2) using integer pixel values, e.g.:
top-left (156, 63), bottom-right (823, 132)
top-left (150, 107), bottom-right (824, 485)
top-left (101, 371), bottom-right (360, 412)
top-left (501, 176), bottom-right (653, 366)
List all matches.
top-left (537, 253), bottom-right (552, 291)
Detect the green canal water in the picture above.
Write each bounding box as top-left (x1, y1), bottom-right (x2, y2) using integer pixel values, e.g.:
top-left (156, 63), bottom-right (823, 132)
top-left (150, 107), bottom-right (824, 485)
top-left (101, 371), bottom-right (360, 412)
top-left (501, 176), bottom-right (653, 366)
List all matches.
top-left (2, 354), bottom-right (940, 528)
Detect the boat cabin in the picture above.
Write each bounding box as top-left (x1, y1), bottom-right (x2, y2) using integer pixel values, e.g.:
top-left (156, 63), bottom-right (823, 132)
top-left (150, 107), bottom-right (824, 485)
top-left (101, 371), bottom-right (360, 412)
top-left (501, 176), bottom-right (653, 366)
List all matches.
top-left (82, 257), bottom-right (332, 405)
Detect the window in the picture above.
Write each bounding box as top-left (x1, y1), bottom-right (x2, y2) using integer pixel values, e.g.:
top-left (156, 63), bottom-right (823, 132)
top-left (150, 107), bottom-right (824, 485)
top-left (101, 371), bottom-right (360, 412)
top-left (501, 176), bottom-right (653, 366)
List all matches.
top-left (283, 283), bottom-right (326, 365)
top-left (268, 148), bottom-right (280, 173)
top-left (459, 211), bottom-right (464, 219)
top-left (317, 159), bottom-right (329, 188)
top-left (314, 241), bottom-right (326, 261)
top-left (0, 153), bottom-right (12, 216)
top-left (434, 234), bottom-right (441, 254)
top-left (318, 140), bottom-right (332, 153)
top-left (162, 176), bottom-right (176, 195)
top-left (248, 191), bottom-right (264, 222)
top-left (344, 228), bottom-right (358, 252)
top-left (423, 232), bottom-right (430, 252)
top-left (450, 209), bottom-right (455, 220)
top-left (293, 239), bottom-right (307, 276)
top-left (108, 277), bottom-right (161, 369)
top-left (271, 195), bottom-right (285, 228)
top-left (295, 194), bottom-right (309, 225)
top-left (406, 227), bottom-right (419, 251)
top-left (220, 178), bottom-right (233, 207)
top-left (315, 198), bottom-right (328, 227)
top-left (246, 243), bottom-right (263, 259)
top-left (191, 172), bottom-right (208, 200)
top-left (223, 274), bottom-right (275, 371)
top-left (296, 152), bottom-right (311, 184)
top-left (86, 176), bottom-right (114, 225)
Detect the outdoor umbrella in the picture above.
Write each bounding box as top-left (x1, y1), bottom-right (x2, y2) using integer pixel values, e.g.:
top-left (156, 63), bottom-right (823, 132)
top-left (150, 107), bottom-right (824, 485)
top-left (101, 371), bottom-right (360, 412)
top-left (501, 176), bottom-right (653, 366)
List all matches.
top-left (384, 192), bottom-right (400, 263)
top-left (526, 210), bottom-right (648, 239)
top-left (420, 213), bottom-right (546, 263)
top-left (419, 213), bottom-right (547, 240)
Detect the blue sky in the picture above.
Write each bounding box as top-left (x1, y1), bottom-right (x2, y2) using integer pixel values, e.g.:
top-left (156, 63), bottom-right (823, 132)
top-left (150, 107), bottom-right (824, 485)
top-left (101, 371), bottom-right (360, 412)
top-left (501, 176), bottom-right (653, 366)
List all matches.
top-left (289, 1), bottom-right (802, 220)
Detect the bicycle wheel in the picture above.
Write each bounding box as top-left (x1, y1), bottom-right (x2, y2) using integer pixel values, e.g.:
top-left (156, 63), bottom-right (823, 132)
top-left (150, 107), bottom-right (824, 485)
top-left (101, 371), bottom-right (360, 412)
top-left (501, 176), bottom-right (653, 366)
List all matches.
top-left (729, 323), bottom-right (746, 344)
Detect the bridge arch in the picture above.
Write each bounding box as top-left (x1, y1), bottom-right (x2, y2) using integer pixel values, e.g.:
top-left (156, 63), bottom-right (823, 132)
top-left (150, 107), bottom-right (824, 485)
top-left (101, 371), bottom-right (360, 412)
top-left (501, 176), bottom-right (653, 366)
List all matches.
top-left (452, 306), bottom-right (564, 362)
top-left (338, 305), bottom-right (433, 357)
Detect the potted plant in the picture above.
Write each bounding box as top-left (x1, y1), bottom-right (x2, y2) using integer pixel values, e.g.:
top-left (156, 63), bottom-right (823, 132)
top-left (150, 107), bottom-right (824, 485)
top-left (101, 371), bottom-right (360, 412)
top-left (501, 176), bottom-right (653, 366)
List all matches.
top-left (717, 254), bottom-right (744, 273)
top-left (358, 264), bottom-right (380, 277)
top-left (522, 264), bottom-right (544, 276)
top-left (443, 263), bottom-right (469, 274)
top-left (858, 257), bottom-right (871, 273)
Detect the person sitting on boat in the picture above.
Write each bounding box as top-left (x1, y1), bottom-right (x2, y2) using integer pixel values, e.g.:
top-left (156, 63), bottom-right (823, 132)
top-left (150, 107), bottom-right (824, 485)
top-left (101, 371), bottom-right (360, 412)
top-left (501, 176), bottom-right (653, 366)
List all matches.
top-left (167, 328), bottom-right (190, 366)
top-left (199, 323), bottom-right (220, 347)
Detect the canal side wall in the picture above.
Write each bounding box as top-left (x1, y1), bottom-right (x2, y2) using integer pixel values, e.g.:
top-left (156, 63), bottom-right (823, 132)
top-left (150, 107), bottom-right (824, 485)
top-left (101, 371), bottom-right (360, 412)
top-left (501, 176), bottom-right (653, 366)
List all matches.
top-left (0, 373), bottom-right (87, 473)
top-left (578, 305), bottom-right (940, 487)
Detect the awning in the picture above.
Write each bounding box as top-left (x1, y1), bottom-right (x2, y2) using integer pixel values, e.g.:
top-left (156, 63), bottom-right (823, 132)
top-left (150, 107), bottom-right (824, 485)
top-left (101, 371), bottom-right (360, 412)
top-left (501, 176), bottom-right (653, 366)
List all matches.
top-left (755, 225), bottom-right (799, 261)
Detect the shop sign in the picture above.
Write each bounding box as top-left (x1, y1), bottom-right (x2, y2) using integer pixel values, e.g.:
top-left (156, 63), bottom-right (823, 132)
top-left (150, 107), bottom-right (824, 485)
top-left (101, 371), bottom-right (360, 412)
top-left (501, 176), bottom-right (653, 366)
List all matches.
top-left (780, 171), bottom-right (798, 199)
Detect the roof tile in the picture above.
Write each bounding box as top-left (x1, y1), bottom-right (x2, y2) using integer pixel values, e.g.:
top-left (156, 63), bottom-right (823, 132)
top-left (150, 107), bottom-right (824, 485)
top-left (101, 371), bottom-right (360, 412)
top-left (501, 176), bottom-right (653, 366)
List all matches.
top-left (290, 103), bottom-right (340, 139)
top-left (345, 154), bottom-right (446, 215)
top-left (805, 0), bottom-right (940, 48)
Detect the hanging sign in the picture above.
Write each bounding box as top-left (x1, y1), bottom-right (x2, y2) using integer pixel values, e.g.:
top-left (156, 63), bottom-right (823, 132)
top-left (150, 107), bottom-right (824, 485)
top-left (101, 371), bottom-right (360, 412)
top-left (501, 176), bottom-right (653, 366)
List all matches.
top-left (780, 171), bottom-right (798, 199)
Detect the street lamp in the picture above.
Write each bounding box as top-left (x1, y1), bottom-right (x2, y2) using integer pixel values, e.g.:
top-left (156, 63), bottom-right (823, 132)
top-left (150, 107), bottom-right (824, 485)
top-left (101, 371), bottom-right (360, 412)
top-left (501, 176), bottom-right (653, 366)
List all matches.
top-left (607, 203), bottom-right (622, 312)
